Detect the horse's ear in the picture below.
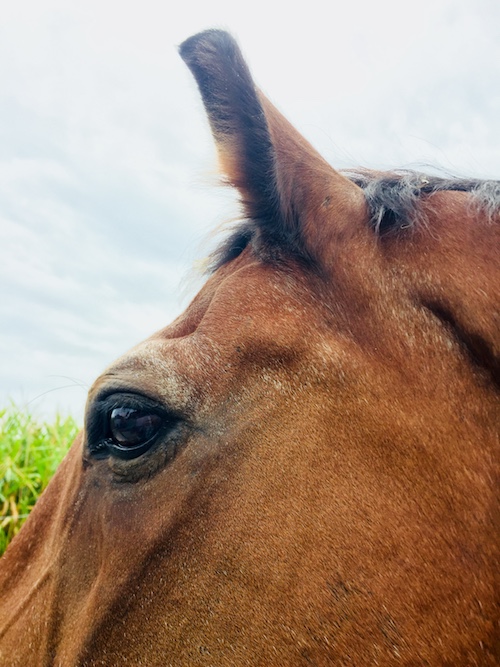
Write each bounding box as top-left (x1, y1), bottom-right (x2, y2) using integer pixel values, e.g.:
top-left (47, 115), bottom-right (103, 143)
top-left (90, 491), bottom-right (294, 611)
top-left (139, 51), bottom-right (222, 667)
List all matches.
top-left (179, 30), bottom-right (367, 267)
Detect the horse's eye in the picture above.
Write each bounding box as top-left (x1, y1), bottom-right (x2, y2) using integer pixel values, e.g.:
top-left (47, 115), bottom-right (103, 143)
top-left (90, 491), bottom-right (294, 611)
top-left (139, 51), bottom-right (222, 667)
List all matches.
top-left (109, 407), bottom-right (162, 450)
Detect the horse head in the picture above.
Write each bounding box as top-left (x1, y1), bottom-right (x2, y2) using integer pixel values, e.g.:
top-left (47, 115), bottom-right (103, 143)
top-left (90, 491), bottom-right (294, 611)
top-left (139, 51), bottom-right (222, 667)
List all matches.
top-left (0, 30), bottom-right (498, 666)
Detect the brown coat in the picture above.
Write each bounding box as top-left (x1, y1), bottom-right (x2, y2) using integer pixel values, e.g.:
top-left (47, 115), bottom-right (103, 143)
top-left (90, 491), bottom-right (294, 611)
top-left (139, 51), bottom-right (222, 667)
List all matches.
top-left (0, 30), bottom-right (498, 666)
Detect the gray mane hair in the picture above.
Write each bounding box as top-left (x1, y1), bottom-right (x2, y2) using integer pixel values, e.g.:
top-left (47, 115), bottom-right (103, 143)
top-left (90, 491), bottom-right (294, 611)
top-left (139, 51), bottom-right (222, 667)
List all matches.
top-left (345, 170), bottom-right (500, 234)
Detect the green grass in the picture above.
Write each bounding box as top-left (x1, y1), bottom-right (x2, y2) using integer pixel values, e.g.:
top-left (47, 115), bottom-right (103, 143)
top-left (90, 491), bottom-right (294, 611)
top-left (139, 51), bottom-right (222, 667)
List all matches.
top-left (0, 405), bottom-right (79, 556)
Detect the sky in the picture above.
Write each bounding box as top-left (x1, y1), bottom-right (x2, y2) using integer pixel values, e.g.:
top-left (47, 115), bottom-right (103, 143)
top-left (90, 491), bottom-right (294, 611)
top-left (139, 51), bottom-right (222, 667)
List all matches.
top-left (1, 0), bottom-right (499, 423)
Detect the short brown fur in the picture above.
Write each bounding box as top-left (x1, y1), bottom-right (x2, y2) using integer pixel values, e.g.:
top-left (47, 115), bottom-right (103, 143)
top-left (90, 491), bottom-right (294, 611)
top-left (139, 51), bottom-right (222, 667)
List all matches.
top-left (0, 30), bottom-right (498, 666)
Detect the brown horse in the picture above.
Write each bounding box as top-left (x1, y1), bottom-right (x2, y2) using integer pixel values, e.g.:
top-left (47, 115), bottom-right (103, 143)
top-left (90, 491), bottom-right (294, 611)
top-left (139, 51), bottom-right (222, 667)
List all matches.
top-left (0, 30), bottom-right (498, 666)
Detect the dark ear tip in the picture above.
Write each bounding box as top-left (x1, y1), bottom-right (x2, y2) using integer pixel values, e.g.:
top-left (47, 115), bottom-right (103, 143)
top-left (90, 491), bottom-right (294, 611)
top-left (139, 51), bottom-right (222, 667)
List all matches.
top-left (179, 29), bottom-right (238, 65)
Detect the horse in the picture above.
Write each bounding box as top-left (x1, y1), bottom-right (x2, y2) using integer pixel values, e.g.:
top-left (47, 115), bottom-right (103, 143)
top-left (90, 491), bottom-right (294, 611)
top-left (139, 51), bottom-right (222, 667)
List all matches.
top-left (0, 29), bottom-right (498, 666)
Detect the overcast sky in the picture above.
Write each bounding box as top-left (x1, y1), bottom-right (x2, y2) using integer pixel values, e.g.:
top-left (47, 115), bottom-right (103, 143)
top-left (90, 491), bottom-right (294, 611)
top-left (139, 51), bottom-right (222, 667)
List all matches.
top-left (1, 0), bottom-right (499, 422)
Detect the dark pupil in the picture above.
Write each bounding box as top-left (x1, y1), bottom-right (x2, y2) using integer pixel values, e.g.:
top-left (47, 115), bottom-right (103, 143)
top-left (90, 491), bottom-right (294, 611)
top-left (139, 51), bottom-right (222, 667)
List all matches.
top-left (109, 408), bottom-right (162, 448)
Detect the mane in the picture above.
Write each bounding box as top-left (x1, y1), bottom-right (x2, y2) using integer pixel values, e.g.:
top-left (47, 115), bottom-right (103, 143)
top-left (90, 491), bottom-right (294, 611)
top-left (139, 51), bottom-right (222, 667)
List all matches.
top-left (347, 170), bottom-right (500, 233)
top-left (208, 170), bottom-right (500, 271)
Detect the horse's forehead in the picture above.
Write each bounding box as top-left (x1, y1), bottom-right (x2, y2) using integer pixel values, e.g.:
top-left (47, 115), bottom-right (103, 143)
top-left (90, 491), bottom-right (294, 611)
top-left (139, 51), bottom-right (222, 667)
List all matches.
top-left (172, 258), bottom-right (317, 344)
top-left (90, 259), bottom-right (315, 400)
